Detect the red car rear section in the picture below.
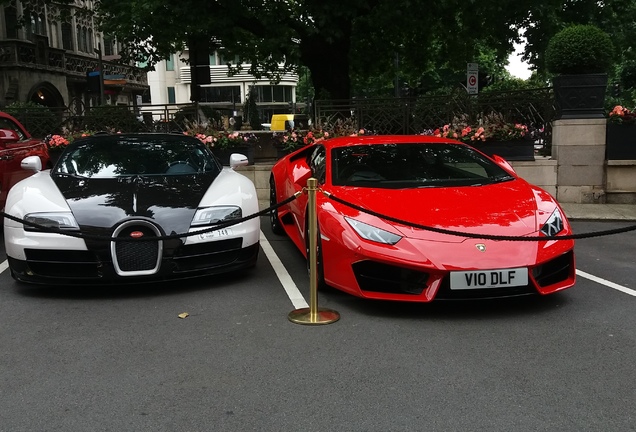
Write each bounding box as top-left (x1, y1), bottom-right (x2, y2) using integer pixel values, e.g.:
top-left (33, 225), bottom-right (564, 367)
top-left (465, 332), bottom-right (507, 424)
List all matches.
top-left (0, 111), bottom-right (50, 210)
top-left (270, 135), bottom-right (576, 302)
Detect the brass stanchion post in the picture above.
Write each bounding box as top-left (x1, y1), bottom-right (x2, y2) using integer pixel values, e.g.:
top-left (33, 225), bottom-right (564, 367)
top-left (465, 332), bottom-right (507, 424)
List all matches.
top-left (288, 178), bottom-right (340, 325)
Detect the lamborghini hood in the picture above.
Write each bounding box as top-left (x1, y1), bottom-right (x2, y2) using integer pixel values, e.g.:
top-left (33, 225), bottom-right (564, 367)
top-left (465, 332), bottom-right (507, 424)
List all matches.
top-left (332, 179), bottom-right (540, 241)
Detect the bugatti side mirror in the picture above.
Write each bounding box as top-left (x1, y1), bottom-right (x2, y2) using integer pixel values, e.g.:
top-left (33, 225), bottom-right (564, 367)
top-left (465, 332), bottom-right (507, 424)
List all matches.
top-left (229, 153), bottom-right (249, 169)
top-left (21, 155), bottom-right (43, 172)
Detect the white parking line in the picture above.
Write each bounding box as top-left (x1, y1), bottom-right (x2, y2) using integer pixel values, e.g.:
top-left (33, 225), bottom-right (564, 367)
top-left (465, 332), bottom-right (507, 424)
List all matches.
top-left (0, 260), bottom-right (7, 274)
top-left (259, 231), bottom-right (309, 309)
top-left (577, 269), bottom-right (636, 297)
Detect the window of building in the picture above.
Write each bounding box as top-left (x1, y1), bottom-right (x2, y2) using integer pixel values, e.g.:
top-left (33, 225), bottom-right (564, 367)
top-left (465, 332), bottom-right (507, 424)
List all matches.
top-left (36, 14), bottom-right (45, 35)
top-left (209, 53), bottom-right (218, 66)
top-left (166, 54), bottom-right (175, 71)
top-left (62, 22), bottom-right (73, 51)
top-left (200, 86), bottom-right (241, 103)
top-left (142, 90), bottom-right (151, 104)
top-left (76, 25), bottom-right (84, 52)
top-left (4, 4), bottom-right (18, 38)
top-left (218, 54), bottom-right (239, 65)
top-left (167, 87), bottom-right (176, 104)
top-left (104, 36), bottom-right (115, 56)
top-left (82, 27), bottom-right (89, 52)
top-left (49, 22), bottom-right (58, 48)
top-left (254, 85), bottom-right (293, 103)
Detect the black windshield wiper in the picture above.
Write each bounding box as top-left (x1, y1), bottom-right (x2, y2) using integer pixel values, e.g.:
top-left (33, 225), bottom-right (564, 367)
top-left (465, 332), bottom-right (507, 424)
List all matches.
top-left (492, 174), bottom-right (515, 182)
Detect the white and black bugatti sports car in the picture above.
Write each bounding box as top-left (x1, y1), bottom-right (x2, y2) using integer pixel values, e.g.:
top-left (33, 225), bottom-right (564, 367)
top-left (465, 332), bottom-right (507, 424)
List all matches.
top-left (3, 133), bottom-right (260, 285)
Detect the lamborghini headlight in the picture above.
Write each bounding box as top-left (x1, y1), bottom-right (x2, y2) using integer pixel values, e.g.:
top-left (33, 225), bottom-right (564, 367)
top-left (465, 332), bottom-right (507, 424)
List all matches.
top-left (540, 208), bottom-right (564, 237)
top-left (345, 217), bottom-right (402, 245)
top-left (24, 212), bottom-right (79, 232)
top-left (191, 206), bottom-right (242, 226)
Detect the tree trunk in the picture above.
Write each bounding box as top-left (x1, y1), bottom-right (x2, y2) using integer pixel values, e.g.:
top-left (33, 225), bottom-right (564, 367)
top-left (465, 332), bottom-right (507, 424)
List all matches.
top-left (300, 26), bottom-right (352, 100)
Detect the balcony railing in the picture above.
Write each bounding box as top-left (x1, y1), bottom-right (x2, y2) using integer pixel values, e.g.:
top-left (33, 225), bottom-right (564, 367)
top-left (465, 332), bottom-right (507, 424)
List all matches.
top-left (177, 65), bottom-right (298, 85)
top-left (0, 40), bottom-right (147, 88)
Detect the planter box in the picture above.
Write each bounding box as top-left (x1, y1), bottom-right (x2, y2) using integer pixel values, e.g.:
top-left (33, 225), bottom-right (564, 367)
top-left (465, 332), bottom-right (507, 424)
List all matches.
top-left (470, 140), bottom-right (535, 161)
top-left (47, 147), bottom-right (64, 166)
top-left (553, 73), bottom-right (608, 120)
top-left (213, 146), bottom-right (254, 166)
top-left (606, 123), bottom-right (636, 160)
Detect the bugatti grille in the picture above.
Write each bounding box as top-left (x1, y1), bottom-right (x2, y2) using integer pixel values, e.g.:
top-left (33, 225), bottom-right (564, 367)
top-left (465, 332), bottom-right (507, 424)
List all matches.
top-left (114, 225), bottom-right (160, 272)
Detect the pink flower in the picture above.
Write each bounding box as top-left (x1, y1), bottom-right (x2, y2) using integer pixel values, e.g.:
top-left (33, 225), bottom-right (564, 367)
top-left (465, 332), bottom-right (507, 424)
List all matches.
top-left (611, 106), bottom-right (625, 116)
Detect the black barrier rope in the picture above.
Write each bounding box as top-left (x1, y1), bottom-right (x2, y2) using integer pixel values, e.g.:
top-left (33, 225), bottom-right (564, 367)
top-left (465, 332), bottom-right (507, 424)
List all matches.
top-left (323, 190), bottom-right (636, 241)
top-left (0, 192), bottom-right (301, 242)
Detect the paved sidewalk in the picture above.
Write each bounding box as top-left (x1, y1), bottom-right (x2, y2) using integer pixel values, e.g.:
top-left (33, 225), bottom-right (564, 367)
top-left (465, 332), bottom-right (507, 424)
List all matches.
top-left (559, 203), bottom-right (636, 221)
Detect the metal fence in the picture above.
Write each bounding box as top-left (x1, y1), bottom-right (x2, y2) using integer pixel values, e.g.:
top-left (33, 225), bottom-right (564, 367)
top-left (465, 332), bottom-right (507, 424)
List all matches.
top-left (3, 87), bottom-right (556, 152)
top-left (314, 87), bottom-right (556, 151)
top-left (2, 103), bottom-right (213, 139)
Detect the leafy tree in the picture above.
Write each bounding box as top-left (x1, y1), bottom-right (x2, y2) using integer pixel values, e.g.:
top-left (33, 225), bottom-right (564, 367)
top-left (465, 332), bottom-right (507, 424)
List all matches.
top-left (5, 0), bottom-right (636, 101)
top-left (90, 0), bottom-right (532, 100)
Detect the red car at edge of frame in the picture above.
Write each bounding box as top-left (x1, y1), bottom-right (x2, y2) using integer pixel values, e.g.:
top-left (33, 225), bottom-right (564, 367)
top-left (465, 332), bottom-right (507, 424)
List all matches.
top-left (0, 111), bottom-right (50, 211)
top-left (269, 135), bottom-right (575, 302)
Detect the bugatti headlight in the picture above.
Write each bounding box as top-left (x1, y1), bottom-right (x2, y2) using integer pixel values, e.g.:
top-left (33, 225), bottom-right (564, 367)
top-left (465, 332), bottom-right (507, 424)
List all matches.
top-left (345, 217), bottom-right (402, 245)
top-left (191, 206), bottom-right (242, 227)
top-left (24, 212), bottom-right (79, 232)
top-left (540, 208), bottom-right (564, 237)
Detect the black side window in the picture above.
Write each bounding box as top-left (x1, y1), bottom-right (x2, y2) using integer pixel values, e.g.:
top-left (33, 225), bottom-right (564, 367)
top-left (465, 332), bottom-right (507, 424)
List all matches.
top-left (0, 118), bottom-right (25, 140)
top-left (308, 145), bottom-right (326, 184)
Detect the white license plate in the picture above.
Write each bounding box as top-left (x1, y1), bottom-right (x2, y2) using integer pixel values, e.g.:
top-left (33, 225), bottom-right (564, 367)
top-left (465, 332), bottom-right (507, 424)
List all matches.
top-left (450, 267), bottom-right (528, 290)
top-left (198, 228), bottom-right (233, 240)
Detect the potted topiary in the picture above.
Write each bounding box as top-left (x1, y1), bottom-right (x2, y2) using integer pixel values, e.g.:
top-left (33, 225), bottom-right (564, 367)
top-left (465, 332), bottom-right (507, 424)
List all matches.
top-left (545, 24), bottom-right (614, 119)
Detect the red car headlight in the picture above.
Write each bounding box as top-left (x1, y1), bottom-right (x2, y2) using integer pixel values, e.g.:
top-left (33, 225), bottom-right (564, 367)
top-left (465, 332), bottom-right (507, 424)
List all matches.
top-left (345, 217), bottom-right (402, 245)
top-left (540, 208), bottom-right (564, 237)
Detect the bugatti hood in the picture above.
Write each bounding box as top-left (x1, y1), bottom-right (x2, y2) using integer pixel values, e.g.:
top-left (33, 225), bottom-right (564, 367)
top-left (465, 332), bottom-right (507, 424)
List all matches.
top-left (53, 173), bottom-right (215, 234)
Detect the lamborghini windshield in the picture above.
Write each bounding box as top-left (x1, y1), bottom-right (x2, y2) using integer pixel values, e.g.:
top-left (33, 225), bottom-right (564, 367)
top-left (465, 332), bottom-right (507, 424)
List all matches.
top-left (331, 143), bottom-right (514, 188)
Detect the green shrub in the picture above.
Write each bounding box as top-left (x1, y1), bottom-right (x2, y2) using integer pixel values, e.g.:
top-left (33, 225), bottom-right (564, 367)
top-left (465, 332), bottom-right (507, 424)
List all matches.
top-left (3, 101), bottom-right (59, 138)
top-left (545, 24), bottom-right (614, 75)
top-left (172, 105), bottom-right (222, 131)
top-left (82, 105), bottom-right (143, 132)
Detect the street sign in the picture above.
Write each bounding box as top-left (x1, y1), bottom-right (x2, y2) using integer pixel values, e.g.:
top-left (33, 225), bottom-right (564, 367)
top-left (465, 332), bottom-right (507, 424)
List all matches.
top-left (467, 63), bottom-right (478, 95)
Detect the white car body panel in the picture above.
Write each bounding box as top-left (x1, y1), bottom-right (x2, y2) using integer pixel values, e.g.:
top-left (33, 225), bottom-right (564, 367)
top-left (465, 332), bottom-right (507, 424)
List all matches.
top-left (3, 166), bottom-right (261, 262)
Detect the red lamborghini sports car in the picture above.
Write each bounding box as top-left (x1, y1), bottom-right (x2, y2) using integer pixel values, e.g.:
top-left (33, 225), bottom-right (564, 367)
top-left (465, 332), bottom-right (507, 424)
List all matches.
top-left (269, 135), bottom-right (575, 302)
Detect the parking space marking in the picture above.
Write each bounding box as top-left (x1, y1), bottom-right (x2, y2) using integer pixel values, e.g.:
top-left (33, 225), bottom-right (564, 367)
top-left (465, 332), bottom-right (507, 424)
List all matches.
top-left (0, 260), bottom-right (7, 274)
top-left (259, 231), bottom-right (309, 309)
top-left (577, 269), bottom-right (636, 297)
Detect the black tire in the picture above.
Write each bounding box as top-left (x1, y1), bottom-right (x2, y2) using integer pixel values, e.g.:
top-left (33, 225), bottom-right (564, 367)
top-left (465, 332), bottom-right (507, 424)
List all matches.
top-left (269, 176), bottom-right (285, 235)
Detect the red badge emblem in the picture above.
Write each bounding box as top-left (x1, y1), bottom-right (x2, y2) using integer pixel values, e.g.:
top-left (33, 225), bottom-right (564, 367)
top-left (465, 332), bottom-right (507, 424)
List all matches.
top-left (130, 231), bottom-right (144, 238)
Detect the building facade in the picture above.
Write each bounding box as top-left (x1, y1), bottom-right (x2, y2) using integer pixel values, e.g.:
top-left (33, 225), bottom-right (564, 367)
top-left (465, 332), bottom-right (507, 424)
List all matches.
top-left (0, 0), bottom-right (148, 113)
top-left (146, 49), bottom-right (299, 125)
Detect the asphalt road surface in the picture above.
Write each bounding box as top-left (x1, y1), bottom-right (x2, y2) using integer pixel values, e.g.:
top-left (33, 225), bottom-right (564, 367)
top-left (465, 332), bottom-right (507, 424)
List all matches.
top-left (0, 218), bottom-right (634, 432)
